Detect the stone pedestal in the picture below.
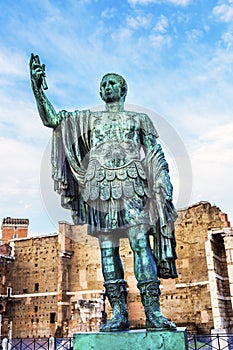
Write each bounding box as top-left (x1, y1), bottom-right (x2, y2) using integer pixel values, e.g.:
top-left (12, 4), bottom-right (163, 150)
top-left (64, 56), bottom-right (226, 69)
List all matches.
top-left (74, 328), bottom-right (188, 350)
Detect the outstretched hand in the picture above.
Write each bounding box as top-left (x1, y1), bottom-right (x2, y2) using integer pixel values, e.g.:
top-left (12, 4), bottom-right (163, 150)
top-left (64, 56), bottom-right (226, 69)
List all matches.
top-left (29, 53), bottom-right (48, 90)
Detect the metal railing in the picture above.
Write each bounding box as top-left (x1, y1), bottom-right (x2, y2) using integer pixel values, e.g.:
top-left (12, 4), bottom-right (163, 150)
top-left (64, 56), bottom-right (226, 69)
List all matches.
top-left (187, 334), bottom-right (233, 350)
top-left (0, 338), bottom-right (73, 350)
top-left (0, 334), bottom-right (233, 350)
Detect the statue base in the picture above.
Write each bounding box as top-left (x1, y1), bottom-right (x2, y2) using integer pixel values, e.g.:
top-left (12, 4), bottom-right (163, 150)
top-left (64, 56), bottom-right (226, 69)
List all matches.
top-left (74, 327), bottom-right (188, 350)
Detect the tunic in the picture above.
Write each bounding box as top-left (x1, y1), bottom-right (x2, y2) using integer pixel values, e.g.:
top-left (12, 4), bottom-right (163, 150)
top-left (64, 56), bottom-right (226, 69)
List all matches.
top-left (51, 109), bottom-right (178, 278)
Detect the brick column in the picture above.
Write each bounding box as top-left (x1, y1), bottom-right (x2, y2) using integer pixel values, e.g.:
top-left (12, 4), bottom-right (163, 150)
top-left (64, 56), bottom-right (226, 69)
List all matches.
top-left (222, 228), bottom-right (233, 327)
top-left (205, 229), bottom-right (228, 331)
top-left (57, 222), bottom-right (73, 335)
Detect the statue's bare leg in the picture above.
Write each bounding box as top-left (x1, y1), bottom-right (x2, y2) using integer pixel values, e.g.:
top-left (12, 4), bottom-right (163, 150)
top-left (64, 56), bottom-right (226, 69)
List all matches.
top-left (127, 224), bottom-right (176, 330)
top-left (99, 234), bottom-right (123, 281)
top-left (98, 234), bottom-right (130, 332)
top-left (127, 224), bottom-right (157, 282)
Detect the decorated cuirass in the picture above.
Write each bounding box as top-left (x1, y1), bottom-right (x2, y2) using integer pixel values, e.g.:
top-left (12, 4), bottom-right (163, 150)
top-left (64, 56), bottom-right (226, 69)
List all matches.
top-left (83, 112), bottom-right (149, 202)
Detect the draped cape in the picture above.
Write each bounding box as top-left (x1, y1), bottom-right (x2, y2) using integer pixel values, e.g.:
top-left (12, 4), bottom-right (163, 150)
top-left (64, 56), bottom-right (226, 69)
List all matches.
top-left (51, 109), bottom-right (178, 279)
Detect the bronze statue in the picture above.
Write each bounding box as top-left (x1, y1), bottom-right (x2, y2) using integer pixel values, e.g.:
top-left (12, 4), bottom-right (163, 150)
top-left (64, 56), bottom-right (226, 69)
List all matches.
top-left (30, 54), bottom-right (178, 332)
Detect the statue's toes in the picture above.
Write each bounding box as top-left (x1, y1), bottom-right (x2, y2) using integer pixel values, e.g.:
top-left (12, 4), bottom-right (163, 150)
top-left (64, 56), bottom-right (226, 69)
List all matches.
top-left (100, 318), bottom-right (129, 332)
top-left (164, 320), bottom-right (176, 330)
top-left (147, 316), bottom-right (176, 331)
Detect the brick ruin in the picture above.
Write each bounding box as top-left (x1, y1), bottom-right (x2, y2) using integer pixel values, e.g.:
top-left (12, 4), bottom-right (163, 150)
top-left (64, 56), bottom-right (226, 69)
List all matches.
top-left (0, 202), bottom-right (232, 338)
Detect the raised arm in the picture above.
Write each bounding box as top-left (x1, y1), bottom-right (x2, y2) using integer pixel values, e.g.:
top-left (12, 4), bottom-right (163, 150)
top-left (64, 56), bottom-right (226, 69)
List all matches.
top-left (29, 54), bottom-right (60, 128)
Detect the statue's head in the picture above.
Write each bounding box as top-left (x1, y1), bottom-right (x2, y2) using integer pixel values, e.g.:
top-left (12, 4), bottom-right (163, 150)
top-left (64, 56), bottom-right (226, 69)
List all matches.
top-left (100, 73), bottom-right (128, 103)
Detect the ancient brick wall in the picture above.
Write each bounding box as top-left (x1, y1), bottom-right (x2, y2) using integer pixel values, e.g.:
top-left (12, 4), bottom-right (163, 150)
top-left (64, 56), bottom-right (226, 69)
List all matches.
top-left (8, 235), bottom-right (59, 338)
top-left (175, 202), bottom-right (225, 284)
top-left (67, 225), bottom-right (103, 293)
top-left (66, 201), bottom-right (230, 333)
top-left (161, 201), bottom-right (228, 333)
top-left (1, 201), bottom-right (232, 337)
top-left (0, 244), bottom-right (15, 336)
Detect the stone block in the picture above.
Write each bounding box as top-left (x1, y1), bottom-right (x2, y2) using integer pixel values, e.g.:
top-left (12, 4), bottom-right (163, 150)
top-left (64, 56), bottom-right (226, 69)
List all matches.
top-left (74, 328), bottom-right (188, 350)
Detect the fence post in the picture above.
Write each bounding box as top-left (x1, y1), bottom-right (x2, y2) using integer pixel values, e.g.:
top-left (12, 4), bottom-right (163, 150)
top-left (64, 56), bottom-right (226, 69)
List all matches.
top-left (194, 335), bottom-right (197, 350)
top-left (217, 334), bottom-right (220, 350)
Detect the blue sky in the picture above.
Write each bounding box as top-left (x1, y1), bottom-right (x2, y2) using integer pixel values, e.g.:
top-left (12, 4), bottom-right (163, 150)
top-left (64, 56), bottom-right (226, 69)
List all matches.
top-left (1, 0), bottom-right (233, 235)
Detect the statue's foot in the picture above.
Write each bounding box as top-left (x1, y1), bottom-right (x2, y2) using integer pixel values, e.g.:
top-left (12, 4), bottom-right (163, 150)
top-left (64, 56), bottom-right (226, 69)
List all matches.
top-left (100, 316), bottom-right (130, 332)
top-left (146, 312), bottom-right (176, 331)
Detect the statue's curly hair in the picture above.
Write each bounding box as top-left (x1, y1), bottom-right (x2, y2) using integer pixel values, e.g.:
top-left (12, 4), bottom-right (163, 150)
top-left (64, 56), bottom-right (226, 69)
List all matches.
top-left (100, 73), bottom-right (128, 101)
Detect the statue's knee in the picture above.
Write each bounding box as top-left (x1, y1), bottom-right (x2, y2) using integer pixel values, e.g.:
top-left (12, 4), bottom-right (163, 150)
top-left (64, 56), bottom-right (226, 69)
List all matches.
top-left (130, 237), bottom-right (148, 253)
top-left (101, 247), bottom-right (114, 258)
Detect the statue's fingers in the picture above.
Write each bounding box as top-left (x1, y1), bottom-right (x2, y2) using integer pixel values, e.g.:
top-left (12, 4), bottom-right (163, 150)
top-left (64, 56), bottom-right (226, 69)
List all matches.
top-left (34, 67), bottom-right (44, 76)
top-left (29, 53), bottom-right (34, 67)
top-left (33, 65), bottom-right (43, 71)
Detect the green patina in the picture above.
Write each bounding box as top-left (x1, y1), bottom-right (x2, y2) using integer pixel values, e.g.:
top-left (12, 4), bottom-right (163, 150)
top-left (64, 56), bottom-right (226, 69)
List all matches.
top-left (30, 54), bottom-right (178, 332)
top-left (74, 329), bottom-right (188, 350)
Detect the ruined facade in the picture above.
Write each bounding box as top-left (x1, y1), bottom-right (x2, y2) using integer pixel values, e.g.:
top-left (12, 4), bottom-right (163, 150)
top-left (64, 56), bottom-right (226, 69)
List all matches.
top-left (0, 202), bottom-right (232, 338)
top-left (0, 244), bottom-right (14, 338)
top-left (160, 202), bottom-right (233, 334)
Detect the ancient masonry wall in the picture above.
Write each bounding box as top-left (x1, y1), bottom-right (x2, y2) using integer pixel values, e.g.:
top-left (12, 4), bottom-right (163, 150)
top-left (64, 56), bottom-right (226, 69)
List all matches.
top-left (66, 202), bottom-right (232, 334)
top-left (8, 235), bottom-right (60, 338)
top-left (0, 201), bottom-right (232, 337)
top-left (160, 201), bottom-right (228, 333)
top-left (205, 228), bottom-right (233, 333)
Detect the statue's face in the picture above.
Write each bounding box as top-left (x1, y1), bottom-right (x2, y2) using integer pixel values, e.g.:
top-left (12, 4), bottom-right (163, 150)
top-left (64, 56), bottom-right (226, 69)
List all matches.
top-left (100, 75), bottom-right (122, 103)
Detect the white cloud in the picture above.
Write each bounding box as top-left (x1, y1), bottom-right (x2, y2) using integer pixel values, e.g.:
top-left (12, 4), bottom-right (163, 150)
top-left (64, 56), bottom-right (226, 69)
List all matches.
top-left (213, 1), bottom-right (233, 22)
top-left (149, 33), bottom-right (171, 48)
top-left (186, 28), bottom-right (203, 42)
top-left (101, 8), bottom-right (117, 19)
top-left (189, 122), bottom-right (233, 220)
top-left (192, 123), bottom-right (233, 163)
top-left (111, 28), bottom-right (133, 41)
top-left (0, 50), bottom-right (26, 77)
top-left (126, 14), bottom-right (152, 29)
top-left (128, 0), bottom-right (191, 6)
top-left (0, 137), bottom-right (41, 209)
top-left (153, 15), bottom-right (169, 33)
top-left (221, 31), bottom-right (233, 49)
top-left (0, 135), bottom-right (62, 234)
top-left (0, 92), bottom-right (51, 146)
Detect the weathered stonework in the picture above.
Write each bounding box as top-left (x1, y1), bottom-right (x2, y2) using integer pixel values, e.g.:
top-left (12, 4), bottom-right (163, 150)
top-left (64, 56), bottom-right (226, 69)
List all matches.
top-left (0, 247), bottom-right (14, 337)
top-left (7, 234), bottom-right (60, 338)
top-left (160, 201), bottom-right (232, 334)
top-left (0, 202), bottom-right (232, 338)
